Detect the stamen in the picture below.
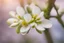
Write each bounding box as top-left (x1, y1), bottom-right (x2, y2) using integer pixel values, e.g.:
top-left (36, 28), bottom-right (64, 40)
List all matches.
top-left (21, 20), bottom-right (28, 27)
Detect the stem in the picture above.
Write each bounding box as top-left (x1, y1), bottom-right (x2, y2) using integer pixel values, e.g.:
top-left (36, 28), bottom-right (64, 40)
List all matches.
top-left (44, 0), bottom-right (56, 43)
top-left (56, 16), bottom-right (64, 28)
top-left (44, 0), bottom-right (55, 19)
top-left (54, 4), bottom-right (64, 28)
top-left (44, 29), bottom-right (53, 43)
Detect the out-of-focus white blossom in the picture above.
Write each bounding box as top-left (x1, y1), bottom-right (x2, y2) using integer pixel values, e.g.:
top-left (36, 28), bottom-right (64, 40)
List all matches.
top-left (58, 7), bottom-right (64, 14)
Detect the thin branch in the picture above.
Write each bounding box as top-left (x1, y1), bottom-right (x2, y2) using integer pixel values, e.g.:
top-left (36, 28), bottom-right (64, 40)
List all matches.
top-left (54, 4), bottom-right (64, 28)
top-left (53, 4), bottom-right (59, 16)
top-left (50, 16), bottom-right (56, 18)
top-left (56, 16), bottom-right (64, 28)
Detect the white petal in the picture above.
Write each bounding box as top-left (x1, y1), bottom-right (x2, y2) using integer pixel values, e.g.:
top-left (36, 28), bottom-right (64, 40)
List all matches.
top-left (20, 26), bottom-right (30, 35)
top-left (10, 23), bottom-right (18, 27)
top-left (30, 3), bottom-right (41, 15)
top-left (9, 11), bottom-right (16, 17)
top-left (20, 32), bottom-right (27, 35)
top-left (36, 25), bottom-right (45, 32)
top-left (7, 18), bottom-right (18, 25)
top-left (23, 14), bottom-right (32, 22)
top-left (38, 12), bottom-right (44, 18)
top-left (42, 19), bottom-right (52, 28)
top-left (30, 22), bottom-right (37, 27)
top-left (36, 12), bottom-right (45, 21)
top-left (16, 6), bottom-right (25, 17)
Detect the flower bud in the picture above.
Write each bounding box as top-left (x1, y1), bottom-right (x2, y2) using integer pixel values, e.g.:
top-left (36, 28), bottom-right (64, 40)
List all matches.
top-left (27, 6), bottom-right (32, 14)
top-left (9, 11), bottom-right (16, 18)
top-left (10, 23), bottom-right (19, 28)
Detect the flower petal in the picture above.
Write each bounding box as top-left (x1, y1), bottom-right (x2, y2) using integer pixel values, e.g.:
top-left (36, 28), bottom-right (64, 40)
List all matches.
top-left (36, 25), bottom-right (45, 32)
top-left (16, 6), bottom-right (25, 17)
top-left (9, 11), bottom-right (16, 17)
top-left (20, 25), bottom-right (31, 35)
top-left (10, 23), bottom-right (19, 27)
top-left (42, 19), bottom-right (52, 28)
top-left (36, 12), bottom-right (45, 21)
top-left (30, 22), bottom-right (37, 27)
top-left (38, 12), bottom-right (44, 18)
top-left (7, 18), bottom-right (18, 25)
top-left (30, 3), bottom-right (41, 15)
top-left (23, 14), bottom-right (32, 22)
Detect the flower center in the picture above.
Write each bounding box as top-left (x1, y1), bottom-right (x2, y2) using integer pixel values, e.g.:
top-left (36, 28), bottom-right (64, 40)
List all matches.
top-left (32, 14), bottom-right (38, 19)
top-left (21, 20), bottom-right (28, 27)
top-left (32, 14), bottom-right (42, 24)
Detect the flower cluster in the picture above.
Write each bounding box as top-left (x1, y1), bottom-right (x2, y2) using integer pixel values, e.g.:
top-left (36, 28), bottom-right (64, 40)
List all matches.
top-left (7, 3), bottom-right (52, 35)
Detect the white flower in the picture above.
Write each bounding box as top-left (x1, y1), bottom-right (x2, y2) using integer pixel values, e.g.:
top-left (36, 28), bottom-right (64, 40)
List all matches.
top-left (58, 7), bottom-right (64, 14)
top-left (26, 3), bottom-right (52, 33)
top-left (7, 6), bottom-right (32, 35)
top-left (7, 3), bottom-right (52, 35)
top-left (16, 6), bottom-right (32, 35)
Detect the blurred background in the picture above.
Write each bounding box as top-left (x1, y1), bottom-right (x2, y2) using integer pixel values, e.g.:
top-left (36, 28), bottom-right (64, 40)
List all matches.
top-left (0, 0), bottom-right (64, 43)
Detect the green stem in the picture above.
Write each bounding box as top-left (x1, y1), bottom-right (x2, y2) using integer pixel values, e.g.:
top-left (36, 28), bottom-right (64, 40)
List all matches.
top-left (44, 0), bottom-right (56, 19)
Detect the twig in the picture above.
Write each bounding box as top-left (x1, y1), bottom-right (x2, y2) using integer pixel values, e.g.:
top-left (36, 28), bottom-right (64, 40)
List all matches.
top-left (54, 4), bottom-right (64, 28)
